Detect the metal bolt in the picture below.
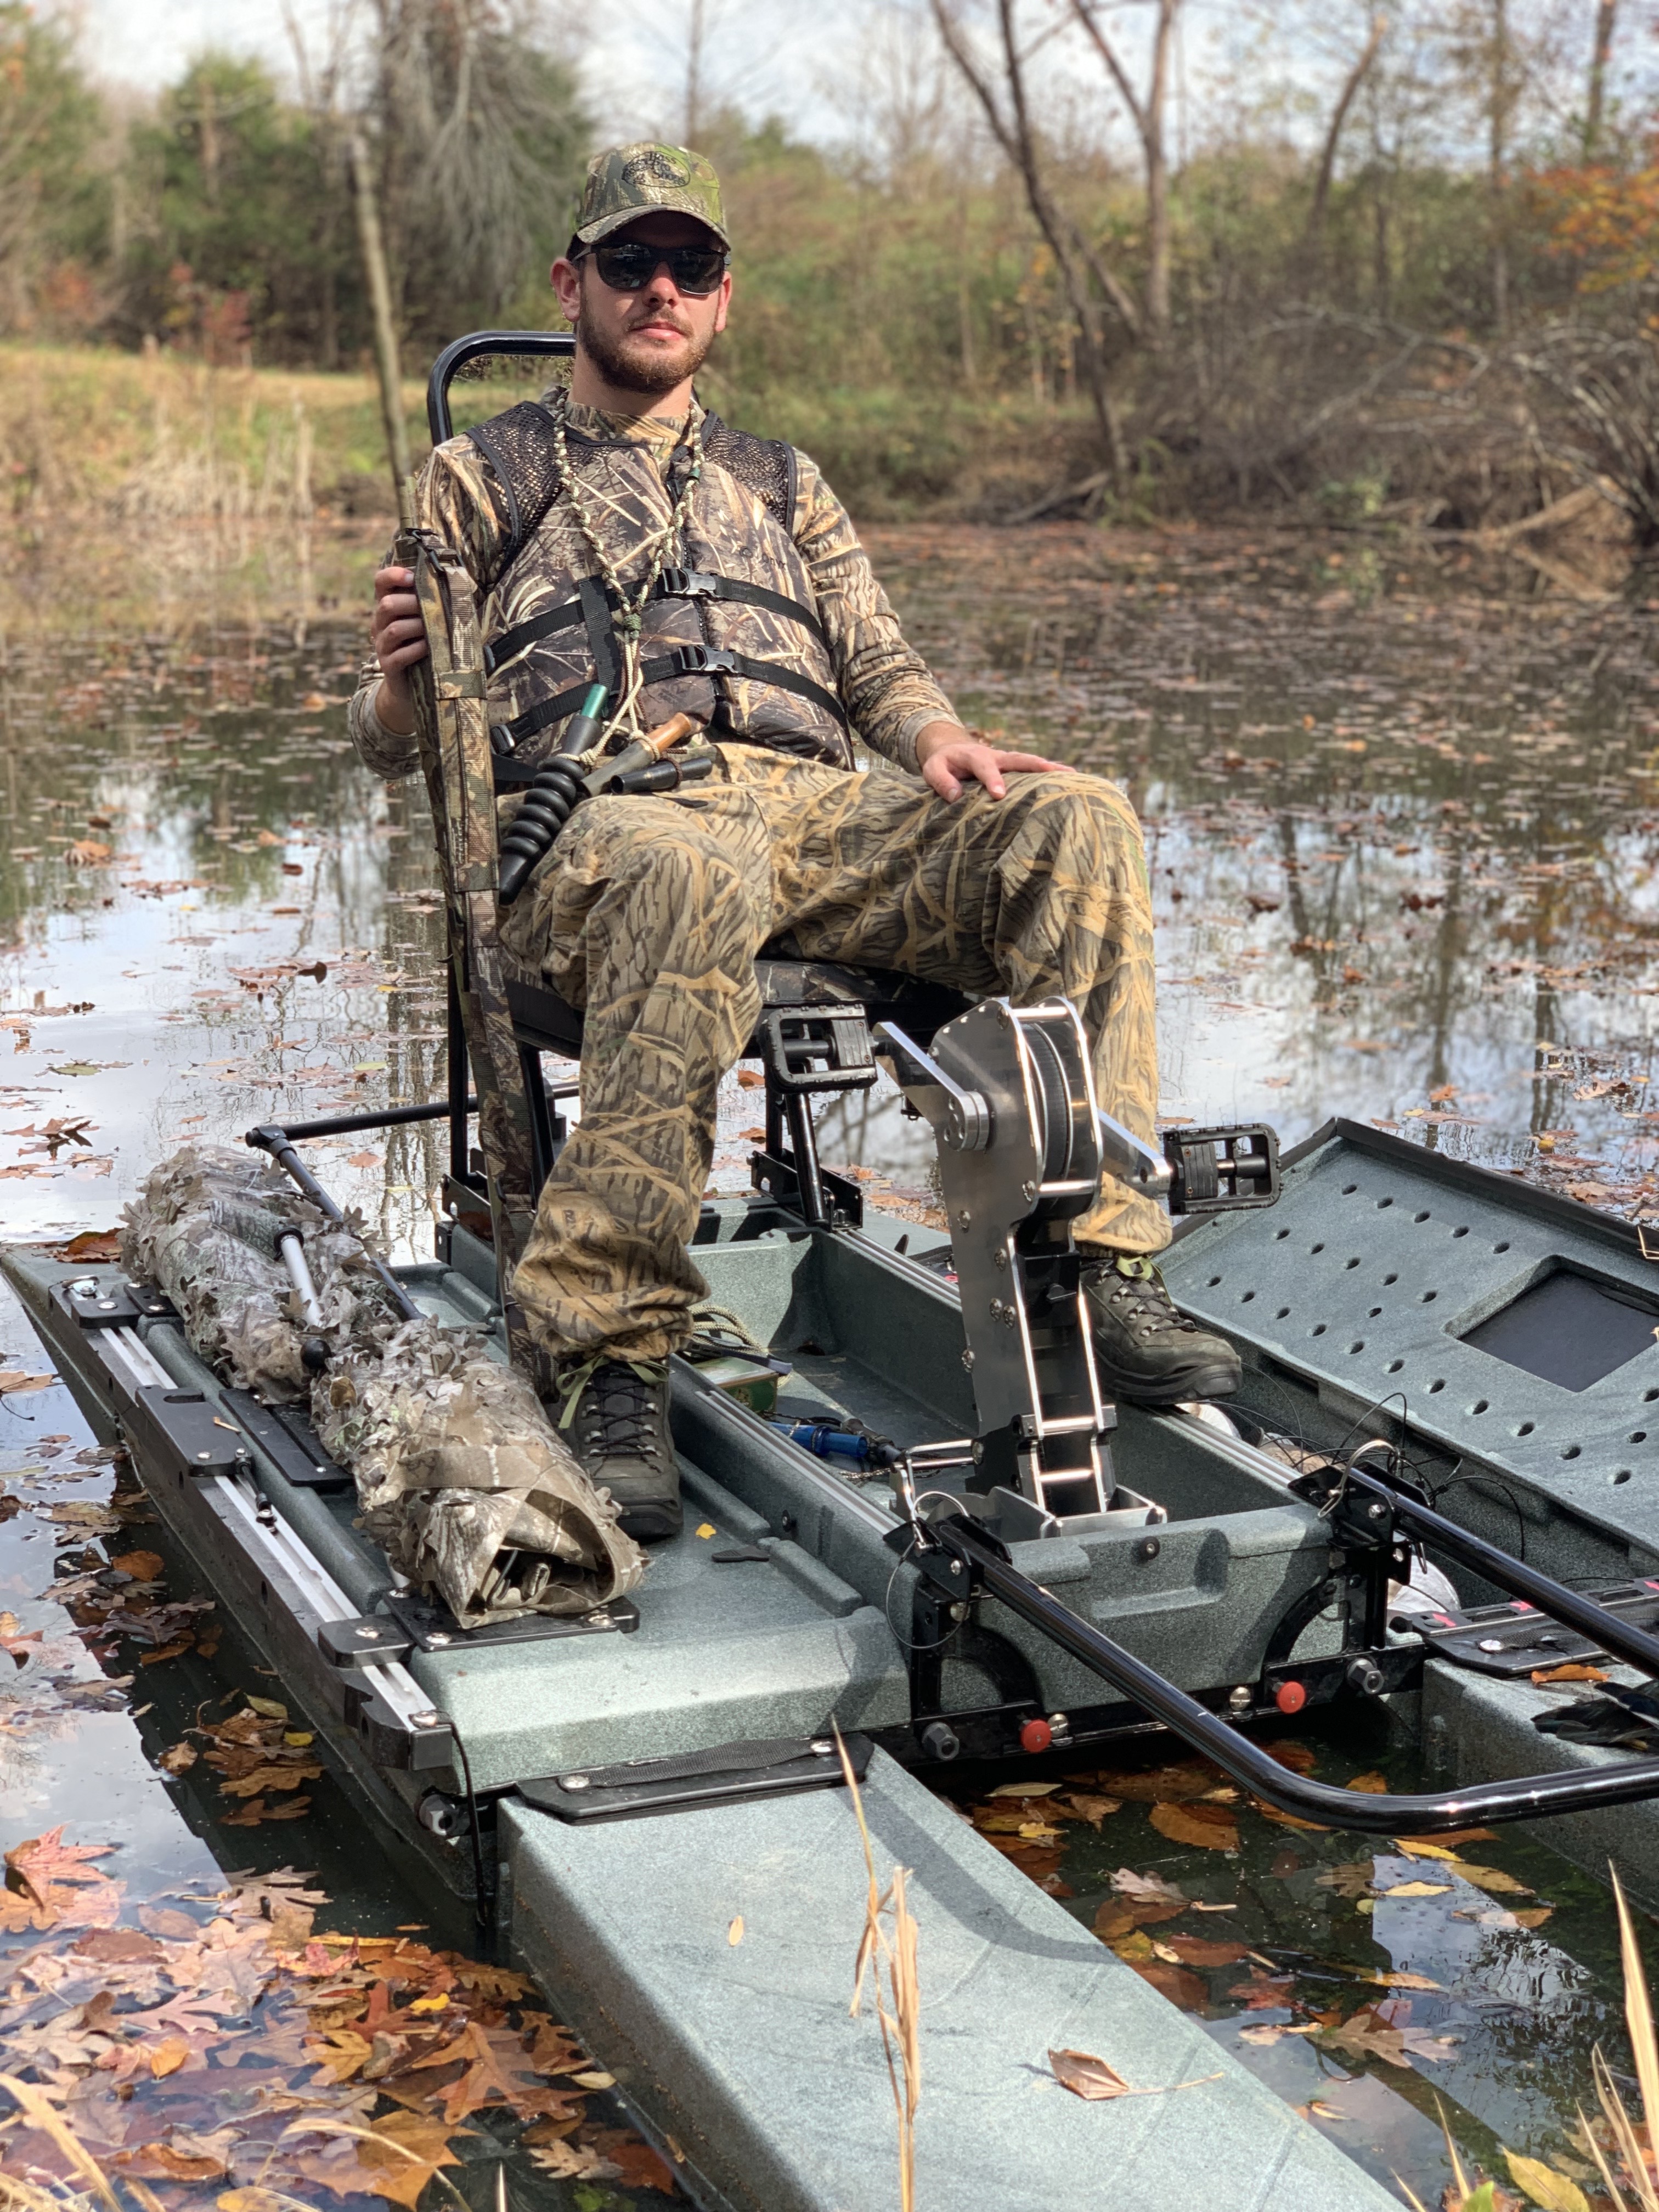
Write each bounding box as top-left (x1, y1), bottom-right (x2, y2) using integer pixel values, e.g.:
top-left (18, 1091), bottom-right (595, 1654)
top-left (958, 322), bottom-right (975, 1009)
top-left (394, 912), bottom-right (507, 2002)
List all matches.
top-left (949, 1560), bottom-right (963, 1575)
top-left (809, 1738), bottom-right (833, 1756)
top-left (957, 1209), bottom-right (972, 1230)
top-left (1477, 1637), bottom-right (1505, 1652)
top-left (961, 1348), bottom-right (975, 1369)
top-left (561, 1774), bottom-right (591, 1791)
top-left (412, 1710), bottom-right (444, 1728)
top-left (949, 1601), bottom-right (969, 1621)
top-left (1228, 1686), bottom-right (1252, 1712)
top-left (428, 1632), bottom-right (452, 1647)
top-left (990, 1299), bottom-right (1004, 1320)
top-left (1022, 1180), bottom-right (1039, 1201)
top-left (196, 1451), bottom-right (212, 1463)
top-left (98, 1299), bottom-right (116, 1311)
top-left (1003, 1306), bottom-right (1017, 1327)
top-left (356, 1626), bottom-right (381, 1641)
top-left (994, 1248), bottom-right (1008, 1269)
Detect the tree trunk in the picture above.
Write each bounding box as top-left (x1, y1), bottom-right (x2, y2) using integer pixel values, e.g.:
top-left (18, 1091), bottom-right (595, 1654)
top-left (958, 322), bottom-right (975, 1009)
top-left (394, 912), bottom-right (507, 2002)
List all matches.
top-left (1305, 12), bottom-right (1386, 278)
top-left (1069, 0), bottom-right (1177, 342)
top-left (1585, 0), bottom-right (1617, 154)
top-left (1490, 0), bottom-right (1510, 337)
top-left (931, 0), bottom-right (1131, 490)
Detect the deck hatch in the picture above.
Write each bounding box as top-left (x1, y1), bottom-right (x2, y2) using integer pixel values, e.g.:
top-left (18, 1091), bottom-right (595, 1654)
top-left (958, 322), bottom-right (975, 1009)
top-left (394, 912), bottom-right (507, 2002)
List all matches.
top-left (1462, 1268), bottom-right (1659, 1392)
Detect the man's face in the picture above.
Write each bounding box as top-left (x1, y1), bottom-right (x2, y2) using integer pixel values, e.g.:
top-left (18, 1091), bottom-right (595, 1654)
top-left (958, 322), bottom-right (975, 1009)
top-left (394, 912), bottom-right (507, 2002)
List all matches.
top-left (551, 213), bottom-right (731, 397)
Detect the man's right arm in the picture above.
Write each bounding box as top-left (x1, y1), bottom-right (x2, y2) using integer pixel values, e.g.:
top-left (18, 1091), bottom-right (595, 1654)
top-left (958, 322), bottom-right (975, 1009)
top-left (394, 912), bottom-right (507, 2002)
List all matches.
top-left (346, 439), bottom-right (514, 779)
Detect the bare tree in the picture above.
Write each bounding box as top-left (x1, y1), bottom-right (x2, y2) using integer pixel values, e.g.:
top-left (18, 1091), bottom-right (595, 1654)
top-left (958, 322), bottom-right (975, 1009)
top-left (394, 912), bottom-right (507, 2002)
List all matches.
top-left (1066, 0), bottom-right (1178, 341)
top-left (1584, 0), bottom-right (1618, 153)
top-left (281, 0), bottom-right (358, 368)
top-left (365, 0), bottom-right (585, 345)
top-left (930, 0), bottom-right (1135, 487)
top-left (1305, 10), bottom-right (1387, 266)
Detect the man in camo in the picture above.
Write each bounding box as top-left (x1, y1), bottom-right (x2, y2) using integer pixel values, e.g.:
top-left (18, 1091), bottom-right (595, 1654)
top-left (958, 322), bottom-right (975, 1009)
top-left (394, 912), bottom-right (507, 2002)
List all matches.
top-left (351, 140), bottom-right (1239, 1538)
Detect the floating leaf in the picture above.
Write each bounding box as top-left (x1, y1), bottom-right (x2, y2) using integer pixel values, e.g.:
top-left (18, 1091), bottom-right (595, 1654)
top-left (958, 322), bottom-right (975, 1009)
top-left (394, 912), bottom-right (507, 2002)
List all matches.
top-left (1503, 2157), bottom-right (1590, 2212)
top-left (1383, 1881), bottom-right (1453, 1898)
top-left (1454, 1864), bottom-right (1533, 1897)
top-left (1149, 1800), bottom-right (1239, 1850)
top-left (1131, 1959), bottom-right (1209, 2008)
top-left (727, 1916), bottom-right (744, 1946)
top-left (1158, 1933), bottom-right (1251, 1967)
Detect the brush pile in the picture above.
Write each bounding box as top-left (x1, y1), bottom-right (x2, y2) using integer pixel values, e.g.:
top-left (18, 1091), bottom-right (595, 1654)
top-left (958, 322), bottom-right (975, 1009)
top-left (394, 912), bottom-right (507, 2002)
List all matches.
top-left (120, 1145), bottom-right (644, 1627)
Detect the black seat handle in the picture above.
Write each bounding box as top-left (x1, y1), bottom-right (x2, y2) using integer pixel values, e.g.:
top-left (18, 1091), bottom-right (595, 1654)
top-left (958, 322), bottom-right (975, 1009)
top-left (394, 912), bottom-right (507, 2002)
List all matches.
top-left (427, 330), bottom-right (577, 447)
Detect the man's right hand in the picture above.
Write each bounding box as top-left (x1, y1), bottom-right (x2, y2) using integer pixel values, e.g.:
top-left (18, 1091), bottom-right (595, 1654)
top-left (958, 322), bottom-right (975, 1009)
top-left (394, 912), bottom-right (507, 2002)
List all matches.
top-left (370, 565), bottom-right (427, 737)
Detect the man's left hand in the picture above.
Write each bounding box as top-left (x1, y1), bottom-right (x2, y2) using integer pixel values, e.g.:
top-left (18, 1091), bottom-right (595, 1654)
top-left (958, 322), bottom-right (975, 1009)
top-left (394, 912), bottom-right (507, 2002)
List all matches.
top-left (915, 720), bottom-right (1065, 802)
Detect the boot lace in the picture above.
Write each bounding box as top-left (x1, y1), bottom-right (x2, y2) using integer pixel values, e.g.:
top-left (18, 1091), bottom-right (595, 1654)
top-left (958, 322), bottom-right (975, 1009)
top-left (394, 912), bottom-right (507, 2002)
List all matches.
top-left (555, 1355), bottom-right (667, 1460)
top-left (1097, 1256), bottom-right (1197, 1340)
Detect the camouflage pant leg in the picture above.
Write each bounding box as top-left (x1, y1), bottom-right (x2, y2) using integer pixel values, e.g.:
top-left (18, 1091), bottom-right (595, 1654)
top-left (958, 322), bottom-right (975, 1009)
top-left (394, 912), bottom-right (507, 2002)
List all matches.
top-left (724, 750), bottom-right (1169, 1256)
top-left (498, 789), bottom-right (773, 1361)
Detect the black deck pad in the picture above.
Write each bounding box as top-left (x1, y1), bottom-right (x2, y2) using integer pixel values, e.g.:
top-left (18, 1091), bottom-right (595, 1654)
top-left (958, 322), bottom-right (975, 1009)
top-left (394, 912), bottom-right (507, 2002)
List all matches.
top-left (382, 1586), bottom-right (640, 1651)
top-left (221, 1389), bottom-right (352, 1492)
top-left (520, 1731), bottom-right (872, 1822)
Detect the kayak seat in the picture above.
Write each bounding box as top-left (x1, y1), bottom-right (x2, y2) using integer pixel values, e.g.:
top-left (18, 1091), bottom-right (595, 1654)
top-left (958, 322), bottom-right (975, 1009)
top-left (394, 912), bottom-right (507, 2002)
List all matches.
top-left (503, 950), bottom-right (974, 1218)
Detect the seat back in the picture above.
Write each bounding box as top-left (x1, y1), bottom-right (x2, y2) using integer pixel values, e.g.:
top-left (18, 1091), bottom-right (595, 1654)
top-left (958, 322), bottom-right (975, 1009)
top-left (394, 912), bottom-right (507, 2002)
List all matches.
top-left (411, 332), bottom-right (978, 1317)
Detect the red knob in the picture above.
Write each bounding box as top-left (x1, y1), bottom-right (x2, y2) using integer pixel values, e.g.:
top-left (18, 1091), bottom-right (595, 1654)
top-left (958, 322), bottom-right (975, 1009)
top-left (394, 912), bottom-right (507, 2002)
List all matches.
top-left (1273, 1679), bottom-right (1308, 1716)
top-left (1020, 1717), bottom-right (1053, 1754)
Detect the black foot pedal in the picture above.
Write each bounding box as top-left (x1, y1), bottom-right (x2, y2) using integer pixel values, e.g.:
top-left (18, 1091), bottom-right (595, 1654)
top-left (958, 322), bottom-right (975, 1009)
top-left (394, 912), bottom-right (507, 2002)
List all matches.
top-left (1164, 1124), bottom-right (1280, 1214)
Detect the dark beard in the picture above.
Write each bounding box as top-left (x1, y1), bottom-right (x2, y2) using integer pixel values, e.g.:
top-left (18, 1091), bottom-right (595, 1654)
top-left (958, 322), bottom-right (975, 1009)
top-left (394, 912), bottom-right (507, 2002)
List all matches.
top-left (576, 298), bottom-right (715, 394)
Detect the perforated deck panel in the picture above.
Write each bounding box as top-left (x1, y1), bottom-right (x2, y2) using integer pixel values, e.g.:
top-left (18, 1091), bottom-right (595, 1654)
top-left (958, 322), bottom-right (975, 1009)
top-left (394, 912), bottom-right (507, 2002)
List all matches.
top-left (1161, 1119), bottom-right (1659, 1549)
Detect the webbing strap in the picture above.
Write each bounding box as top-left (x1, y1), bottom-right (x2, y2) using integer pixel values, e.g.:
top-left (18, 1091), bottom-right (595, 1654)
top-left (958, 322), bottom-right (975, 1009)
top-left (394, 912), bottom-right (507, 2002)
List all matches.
top-left (492, 643), bottom-right (848, 756)
top-left (635, 646), bottom-right (848, 729)
top-left (484, 565), bottom-right (826, 678)
top-left (484, 597), bottom-right (584, 676)
top-left (653, 567), bottom-right (828, 646)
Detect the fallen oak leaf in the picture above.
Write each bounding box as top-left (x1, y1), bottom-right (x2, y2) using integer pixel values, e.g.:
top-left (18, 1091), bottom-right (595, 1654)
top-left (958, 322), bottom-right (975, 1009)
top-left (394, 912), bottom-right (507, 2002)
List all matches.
top-left (1047, 2048), bottom-right (1222, 2101)
top-left (0, 2072), bottom-right (122, 2210)
top-left (5, 1825), bottom-right (116, 1905)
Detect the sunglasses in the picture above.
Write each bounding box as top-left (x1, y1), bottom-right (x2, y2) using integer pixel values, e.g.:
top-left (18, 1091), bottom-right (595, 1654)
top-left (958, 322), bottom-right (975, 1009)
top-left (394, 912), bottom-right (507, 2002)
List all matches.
top-left (583, 241), bottom-right (729, 296)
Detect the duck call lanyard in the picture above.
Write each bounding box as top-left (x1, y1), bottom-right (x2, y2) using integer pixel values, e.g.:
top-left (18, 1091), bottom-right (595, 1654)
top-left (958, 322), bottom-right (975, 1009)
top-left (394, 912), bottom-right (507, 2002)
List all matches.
top-left (549, 396), bottom-right (704, 751)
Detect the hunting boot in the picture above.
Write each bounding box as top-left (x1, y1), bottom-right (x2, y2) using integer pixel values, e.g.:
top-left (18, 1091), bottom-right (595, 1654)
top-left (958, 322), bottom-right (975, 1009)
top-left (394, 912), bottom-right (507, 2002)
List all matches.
top-left (553, 1355), bottom-right (682, 1540)
top-left (1081, 1253), bottom-right (1242, 1406)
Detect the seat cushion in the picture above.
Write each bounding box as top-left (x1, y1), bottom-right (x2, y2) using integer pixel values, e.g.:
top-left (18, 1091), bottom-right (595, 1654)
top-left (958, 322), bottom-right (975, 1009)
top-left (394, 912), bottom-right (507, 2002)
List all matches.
top-left (505, 958), bottom-right (973, 1060)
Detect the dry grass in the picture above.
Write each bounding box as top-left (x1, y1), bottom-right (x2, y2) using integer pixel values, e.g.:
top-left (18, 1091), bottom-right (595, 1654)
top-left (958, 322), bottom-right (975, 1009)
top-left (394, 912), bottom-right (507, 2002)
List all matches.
top-left (838, 1728), bottom-right (921, 2212)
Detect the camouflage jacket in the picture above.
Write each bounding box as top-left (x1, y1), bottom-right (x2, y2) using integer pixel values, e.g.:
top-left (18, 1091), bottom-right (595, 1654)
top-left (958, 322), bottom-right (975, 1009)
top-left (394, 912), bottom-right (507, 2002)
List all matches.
top-left (349, 394), bottom-right (962, 779)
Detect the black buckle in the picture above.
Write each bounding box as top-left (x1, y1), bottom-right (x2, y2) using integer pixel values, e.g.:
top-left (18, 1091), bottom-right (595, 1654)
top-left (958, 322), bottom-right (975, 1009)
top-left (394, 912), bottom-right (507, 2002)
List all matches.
top-left (657, 567), bottom-right (718, 600)
top-left (1163, 1123), bottom-right (1280, 1214)
top-left (669, 643), bottom-right (737, 678)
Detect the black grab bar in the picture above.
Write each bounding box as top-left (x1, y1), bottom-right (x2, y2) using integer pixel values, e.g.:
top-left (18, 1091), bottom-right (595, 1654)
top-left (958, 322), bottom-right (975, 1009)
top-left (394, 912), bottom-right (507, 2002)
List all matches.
top-left (908, 1500), bottom-right (1659, 1835)
top-left (426, 328), bottom-right (575, 447)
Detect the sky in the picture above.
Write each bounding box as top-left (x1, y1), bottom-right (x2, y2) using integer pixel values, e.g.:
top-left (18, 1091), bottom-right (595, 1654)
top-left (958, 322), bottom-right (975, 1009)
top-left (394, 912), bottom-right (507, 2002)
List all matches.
top-left (70, 0), bottom-right (868, 145)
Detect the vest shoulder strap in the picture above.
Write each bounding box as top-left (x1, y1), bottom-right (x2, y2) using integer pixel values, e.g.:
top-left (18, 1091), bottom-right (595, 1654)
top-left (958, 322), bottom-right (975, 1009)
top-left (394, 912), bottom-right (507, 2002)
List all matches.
top-left (465, 399), bottom-right (563, 588)
top-left (699, 413), bottom-right (798, 536)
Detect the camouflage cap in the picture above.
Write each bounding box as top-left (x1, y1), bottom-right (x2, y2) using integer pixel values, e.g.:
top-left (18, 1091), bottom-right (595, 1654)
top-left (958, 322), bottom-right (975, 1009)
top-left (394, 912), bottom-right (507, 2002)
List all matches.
top-left (573, 142), bottom-right (730, 250)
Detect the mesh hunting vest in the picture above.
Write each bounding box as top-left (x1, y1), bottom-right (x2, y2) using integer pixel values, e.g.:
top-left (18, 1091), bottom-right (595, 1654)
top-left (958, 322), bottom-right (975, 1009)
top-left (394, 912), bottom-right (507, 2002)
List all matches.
top-left (467, 402), bottom-right (853, 775)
